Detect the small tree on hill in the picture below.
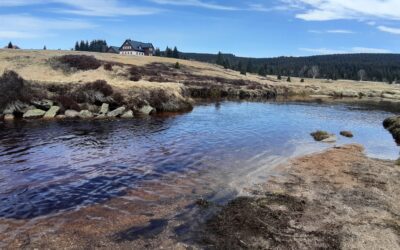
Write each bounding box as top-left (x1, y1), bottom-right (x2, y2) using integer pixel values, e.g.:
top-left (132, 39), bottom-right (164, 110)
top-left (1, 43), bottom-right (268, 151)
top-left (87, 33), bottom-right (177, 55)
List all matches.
top-left (172, 46), bottom-right (179, 58)
top-left (175, 62), bottom-right (180, 69)
top-left (43, 45), bottom-right (47, 50)
top-left (155, 48), bottom-right (161, 56)
top-left (216, 52), bottom-right (224, 66)
top-left (7, 42), bottom-right (13, 49)
top-left (287, 76), bottom-right (291, 82)
top-left (277, 75), bottom-right (282, 80)
top-left (165, 47), bottom-right (173, 57)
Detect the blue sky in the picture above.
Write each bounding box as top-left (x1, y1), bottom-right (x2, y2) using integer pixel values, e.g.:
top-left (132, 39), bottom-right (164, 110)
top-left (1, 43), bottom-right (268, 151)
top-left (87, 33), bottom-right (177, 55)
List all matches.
top-left (1, 0), bottom-right (400, 57)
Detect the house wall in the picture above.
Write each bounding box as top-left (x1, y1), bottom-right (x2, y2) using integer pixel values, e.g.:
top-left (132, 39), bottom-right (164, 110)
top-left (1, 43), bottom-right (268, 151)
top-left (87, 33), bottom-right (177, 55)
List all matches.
top-left (120, 51), bottom-right (145, 56)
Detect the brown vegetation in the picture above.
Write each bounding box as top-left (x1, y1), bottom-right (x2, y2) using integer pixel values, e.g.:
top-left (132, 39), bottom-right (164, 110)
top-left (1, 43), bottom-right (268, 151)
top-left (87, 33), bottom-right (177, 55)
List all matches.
top-left (0, 70), bottom-right (31, 111)
top-left (310, 130), bottom-right (330, 141)
top-left (51, 55), bottom-right (102, 72)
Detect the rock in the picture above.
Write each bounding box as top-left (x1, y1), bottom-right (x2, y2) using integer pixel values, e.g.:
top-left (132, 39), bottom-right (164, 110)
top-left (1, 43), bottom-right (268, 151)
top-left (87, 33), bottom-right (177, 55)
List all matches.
top-left (341, 91), bottom-right (359, 98)
top-left (382, 93), bottom-right (400, 100)
top-left (23, 109), bottom-right (46, 119)
top-left (340, 131), bottom-right (354, 138)
top-left (107, 107), bottom-right (125, 117)
top-left (322, 135), bottom-right (337, 143)
top-left (121, 110), bottom-right (134, 118)
top-left (99, 103), bottom-right (109, 115)
top-left (95, 114), bottom-right (107, 119)
top-left (311, 131), bottom-right (330, 141)
top-left (138, 105), bottom-right (155, 115)
top-left (3, 101), bottom-right (30, 114)
top-left (65, 110), bottom-right (80, 118)
top-left (79, 110), bottom-right (94, 119)
top-left (31, 99), bottom-right (54, 110)
top-left (44, 106), bottom-right (60, 119)
top-left (4, 114), bottom-right (14, 121)
top-left (55, 115), bottom-right (66, 119)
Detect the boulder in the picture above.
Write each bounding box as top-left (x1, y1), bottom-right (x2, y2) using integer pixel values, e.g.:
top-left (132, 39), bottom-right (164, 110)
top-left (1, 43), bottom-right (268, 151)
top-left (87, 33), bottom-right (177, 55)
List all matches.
top-left (79, 110), bottom-right (94, 119)
top-left (99, 103), bottom-right (109, 115)
top-left (4, 114), bottom-right (14, 121)
top-left (340, 131), bottom-right (354, 138)
top-left (55, 115), bottom-right (66, 119)
top-left (95, 114), bottom-right (107, 119)
top-left (23, 109), bottom-right (46, 119)
top-left (107, 107), bottom-right (125, 117)
top-left (3, 101), bottom-right (30, 114)
top-left (31, 99), bottom-right (54, 110)
top-left (121, 110), bottom-right (134, 118)
top-left (138, 105), bottom-right (155, 115)
top-left (44, 106), bottom-right (60, 119)
top-left (65, 110), bottom-right (80, 118)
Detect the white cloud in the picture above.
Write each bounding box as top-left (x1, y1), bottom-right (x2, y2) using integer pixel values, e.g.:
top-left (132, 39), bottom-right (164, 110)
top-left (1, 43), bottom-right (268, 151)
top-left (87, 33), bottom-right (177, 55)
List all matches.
top-left (309, 29), bottom-right (354, 34)
top-left (377, 25), bottom-right (400, 34)
top-left (300, 46), bottom-right (391, 55)
top-left (285, 0), bottom-right (400, 21)
top-left (150, 0), bottom-right (237, 11)
top-left (0, 14), bottom-right (96, 39)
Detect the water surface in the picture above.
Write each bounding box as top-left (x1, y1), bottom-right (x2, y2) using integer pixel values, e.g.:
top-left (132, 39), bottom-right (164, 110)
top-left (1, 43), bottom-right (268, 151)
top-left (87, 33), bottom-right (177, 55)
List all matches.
top-left (0, 101), bottom-right (397, 220)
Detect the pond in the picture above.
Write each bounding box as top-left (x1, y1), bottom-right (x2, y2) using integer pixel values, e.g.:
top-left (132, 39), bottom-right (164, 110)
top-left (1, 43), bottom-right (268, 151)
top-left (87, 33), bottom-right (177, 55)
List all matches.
top-left (0, 101), bottom-right (397, 245)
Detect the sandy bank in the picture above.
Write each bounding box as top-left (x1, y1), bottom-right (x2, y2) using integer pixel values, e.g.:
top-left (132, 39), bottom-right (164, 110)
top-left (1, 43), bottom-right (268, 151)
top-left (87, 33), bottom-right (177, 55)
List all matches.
top-left (202, 144), bottom-right (400, 249)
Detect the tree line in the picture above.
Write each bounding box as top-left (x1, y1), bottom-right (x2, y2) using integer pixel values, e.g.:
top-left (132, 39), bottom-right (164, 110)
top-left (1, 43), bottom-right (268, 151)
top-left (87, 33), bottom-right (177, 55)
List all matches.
top-left (74, 40), bottom-right (108, 52)
top-left (181, 52), bottom-right (400, 83)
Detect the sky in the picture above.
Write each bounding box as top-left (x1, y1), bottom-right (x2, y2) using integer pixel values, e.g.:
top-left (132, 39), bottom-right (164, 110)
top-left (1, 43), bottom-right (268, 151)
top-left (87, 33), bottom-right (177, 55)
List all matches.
top-left (1, 0), bottom-right (400, 57)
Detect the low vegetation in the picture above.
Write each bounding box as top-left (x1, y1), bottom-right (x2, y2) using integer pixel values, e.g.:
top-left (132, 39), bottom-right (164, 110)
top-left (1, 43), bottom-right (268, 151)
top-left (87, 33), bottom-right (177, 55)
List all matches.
top-left (383, 116), bottom-right (400, 144)
top-left (0, 70), bottom-right (31, 111)
top-left (340, 131), bottom-right (354, 138)
top-left (50, 55), bottom-right (102, 72)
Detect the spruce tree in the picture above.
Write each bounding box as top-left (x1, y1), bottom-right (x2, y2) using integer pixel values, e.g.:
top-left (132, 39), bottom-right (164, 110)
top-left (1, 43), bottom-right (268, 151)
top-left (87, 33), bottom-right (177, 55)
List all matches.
top-left (258, 67), bottom-right (266, 77)
top-left (172, 46), bottom-right (179, 58)
top-left (246, 60), bottom-right (253, 73)
top-left (43, 45), bottom-right (47, 50)
top-left (216, 52), bottom-right (224, 66)
top-left (75, 41), bottom-right (80, 51)
top-left (155, 48), bottom-right (161, 56)
top-left (165, 47), bottom-right (173, 57)
top-left (7, 42), bottom-right (13, 49)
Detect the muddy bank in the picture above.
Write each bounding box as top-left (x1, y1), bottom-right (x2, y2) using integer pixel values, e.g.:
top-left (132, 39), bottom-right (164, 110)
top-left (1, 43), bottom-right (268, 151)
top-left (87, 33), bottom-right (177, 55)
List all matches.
top-left (200, 145), bottom-right (400, 249)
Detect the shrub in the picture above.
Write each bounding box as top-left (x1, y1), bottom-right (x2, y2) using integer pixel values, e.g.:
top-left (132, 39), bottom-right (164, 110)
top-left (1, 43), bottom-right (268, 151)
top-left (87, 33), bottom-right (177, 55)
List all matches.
top-left (57, 95), bottom-right (81, 111)
top-left (103, 63), bottom-right (113, 71)
top-left (277, 75), bottom-right (282, 80)
top-left (83, 80), bottom-right (113, 96)
top-left (300, 78), bottom-right (305, 83)
top-left (54, 55), bottom-right (101, 71)
top-left (111, 92), bottom-right (124, 105)
top-left (287, 76), bottom-right (291, 82)
top-left (148, 89), bottom-right (170, 110)
top-left (0, 70), bottom-right (29, 110)
top-left (174, 62), bottom-right (180, 69)
top-left (128, 66), bottom-right (142, 81)
top-left (310, 130), bottom-right (330, 141)
top-left (73, 80), bottom-right (114, 103)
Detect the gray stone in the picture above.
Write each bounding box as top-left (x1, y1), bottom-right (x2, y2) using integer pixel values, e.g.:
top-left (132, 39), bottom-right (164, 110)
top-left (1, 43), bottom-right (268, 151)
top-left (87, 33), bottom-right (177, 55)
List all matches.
top-left (3, 101), bottom-right (30, 114)
top-left (55, 115), bottom-right (66, 119)
top-left (65, 110), bottom-right (80, 118)
top-left (95, 114), bottom-right (107, 119)
top-left (79, 110), bottom-right (94, 119)
top-left (31, 99), bottom-right (54, 110)
top-left (322, 135), bottom-right (337, 143)
top-left (107, 107), bottom-right (125, 117)
top-left (138, 105), bottom-right (155, 115)
top-left (121, 110), bottom-right (134, 118)
top-left (44, 106), bottom-right (60, 119)
top-left (99, 103), bottom-right (109, 115)
top-left (23, 109), bottom-right (46, 119)
top-left (4, 114), bottom-right (14, 121)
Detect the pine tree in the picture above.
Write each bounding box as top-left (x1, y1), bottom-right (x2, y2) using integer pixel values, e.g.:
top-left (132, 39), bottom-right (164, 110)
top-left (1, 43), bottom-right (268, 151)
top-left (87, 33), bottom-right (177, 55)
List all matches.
top-left (172, 46), bottom-right (179, 58)
top-left (287, 76), bottom-right (291, 82)
top-left (75, 41), bottom-right (80, 51)
top-left (155, 48), bottom-right (161, 56)
top-left (79, 40), bottom-right (85, 51)
top-left (165, 47), bottom-right (173, 57)
top-left (216, 52), bottom-right (224, 66)
top-left (85, 40), bottom-right (89, 51)
top-left (43, 45), bottom-right (47, 50)
top-left (7, 42), bottom-right (13, 49)
top-left (246, 60), bottom-right (253, 73)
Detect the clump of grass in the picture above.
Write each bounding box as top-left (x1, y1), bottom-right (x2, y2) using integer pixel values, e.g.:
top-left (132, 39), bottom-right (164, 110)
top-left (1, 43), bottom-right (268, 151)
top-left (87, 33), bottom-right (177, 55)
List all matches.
top-left (174, 62), bottom-right (180, 69)
top-left (72, 80), bottom-right (114, 104)
top-left (395, 158), bottom-right (400, 166)
top-left (56, 95), bottom-right (81, 111)
top-left (128, 66), bottom-right (142, 81)
top-left (103, 63), bottom-right (113, 71)
top-left (310, 130), bottom-right (330, 141)
top-left (340, 131), bottom-right (354, 138)
top-left (51, 55), bottom-right (101, 72)
top-left (0, 70), bottom-right (31, 111)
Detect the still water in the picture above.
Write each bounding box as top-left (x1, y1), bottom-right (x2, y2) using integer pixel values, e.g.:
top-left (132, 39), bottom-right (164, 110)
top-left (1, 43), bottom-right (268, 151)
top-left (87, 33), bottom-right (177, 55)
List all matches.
top-left (0, 101), bottom-right (397, 221)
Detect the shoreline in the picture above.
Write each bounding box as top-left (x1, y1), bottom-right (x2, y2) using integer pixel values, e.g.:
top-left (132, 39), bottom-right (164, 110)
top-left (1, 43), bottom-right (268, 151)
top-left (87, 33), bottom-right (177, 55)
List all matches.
top-left (200, 144), bottom-right (400, 249)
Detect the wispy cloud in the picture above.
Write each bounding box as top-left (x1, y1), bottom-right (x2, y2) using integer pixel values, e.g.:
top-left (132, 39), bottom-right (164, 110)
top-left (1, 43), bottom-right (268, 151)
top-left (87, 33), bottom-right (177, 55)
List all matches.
top-left (0, 14), bottom-right (95, 39)
top-left (150, 0), bottom-right (237, 11)
top-left (377, 25), bottom-right (400, 34)
top-left (309, 29), bottom-right (354, 34)
top-left (284, 0), bottom-right (400, 21)
top-left (300, 46), bottom-right (391, 55)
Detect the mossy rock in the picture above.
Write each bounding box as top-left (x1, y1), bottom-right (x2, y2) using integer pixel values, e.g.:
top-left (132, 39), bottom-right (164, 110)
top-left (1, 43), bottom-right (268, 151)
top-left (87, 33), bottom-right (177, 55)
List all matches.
top-left (311, 130), bottom-right (330, 141)
top-left (340, 131), bottom-right (354, 138)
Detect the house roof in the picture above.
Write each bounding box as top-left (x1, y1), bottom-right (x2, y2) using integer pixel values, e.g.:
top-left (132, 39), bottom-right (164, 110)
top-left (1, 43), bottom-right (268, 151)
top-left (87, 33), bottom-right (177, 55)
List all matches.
top-left (121, 39), bottom-right (154, 52)
top-left (108, 46), bottom-right (120, 52)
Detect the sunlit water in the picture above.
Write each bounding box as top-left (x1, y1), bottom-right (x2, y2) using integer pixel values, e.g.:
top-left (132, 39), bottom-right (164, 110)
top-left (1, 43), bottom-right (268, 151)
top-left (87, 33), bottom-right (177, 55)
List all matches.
top-left (0, 101), bottom-right (397, 221)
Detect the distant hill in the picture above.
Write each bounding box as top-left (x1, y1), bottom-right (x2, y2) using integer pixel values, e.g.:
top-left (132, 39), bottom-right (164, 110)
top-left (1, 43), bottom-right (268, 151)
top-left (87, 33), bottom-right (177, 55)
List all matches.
top-left (179, 52), bottom-right (400, 83)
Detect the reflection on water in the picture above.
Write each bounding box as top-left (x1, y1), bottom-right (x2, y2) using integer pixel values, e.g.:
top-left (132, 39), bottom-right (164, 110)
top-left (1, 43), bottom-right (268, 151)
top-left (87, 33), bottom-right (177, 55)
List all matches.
top-left (0, 101), bottom-right (397, 220)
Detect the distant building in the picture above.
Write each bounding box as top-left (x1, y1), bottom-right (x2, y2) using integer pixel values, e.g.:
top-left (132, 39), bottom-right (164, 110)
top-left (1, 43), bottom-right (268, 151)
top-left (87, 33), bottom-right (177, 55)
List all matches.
top-left (107, 46), bottom-right (120, 54)
top-left (119, 39), bottom-right (154, 56)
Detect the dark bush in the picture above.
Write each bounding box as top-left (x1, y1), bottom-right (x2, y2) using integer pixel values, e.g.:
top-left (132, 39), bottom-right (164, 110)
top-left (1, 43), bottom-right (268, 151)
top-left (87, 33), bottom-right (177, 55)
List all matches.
top-left (72, 80), bottom-right (114, 103)
top-left (46, 83), bottom-right (69, 94)
top-left (111, 92), bottom-right (124, 105)
top-left (310, 130), bottom-right (330, 141)
top-left (129, 75), bottom-right (141, 82)
top-left (83, 80), bottom-right (113, 96)
top-left (57, 95), bottom-right (81, 111)
top-left (103, 63), bottom-right (113, 71)
top-left (340, 131), bottom-right (354, 138)
top-left (128, 66), bottom-right (142, 81)
top-left (148, 89), bottom-right (170, 110)
top-left (0, 70), bottom-right (29, 110)
top-left (174, 62), bottom-right (180, 69)
top-left (300, 78), bottom-right (305, 83)
top-left (55, 55), bottom-right (101, 71)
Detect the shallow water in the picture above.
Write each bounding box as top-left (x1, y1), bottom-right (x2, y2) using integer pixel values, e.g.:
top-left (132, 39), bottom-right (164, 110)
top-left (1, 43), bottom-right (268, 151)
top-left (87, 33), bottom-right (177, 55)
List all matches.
top-left (0, 101), bottom-right (397, 222)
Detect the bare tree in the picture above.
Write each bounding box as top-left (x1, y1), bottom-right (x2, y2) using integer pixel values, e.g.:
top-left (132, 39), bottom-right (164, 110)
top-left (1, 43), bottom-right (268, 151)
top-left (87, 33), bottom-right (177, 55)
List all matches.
top-left (309, 65), bottom-right (319, 79)
top-left (358, 69), bottom-right (366, 81)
